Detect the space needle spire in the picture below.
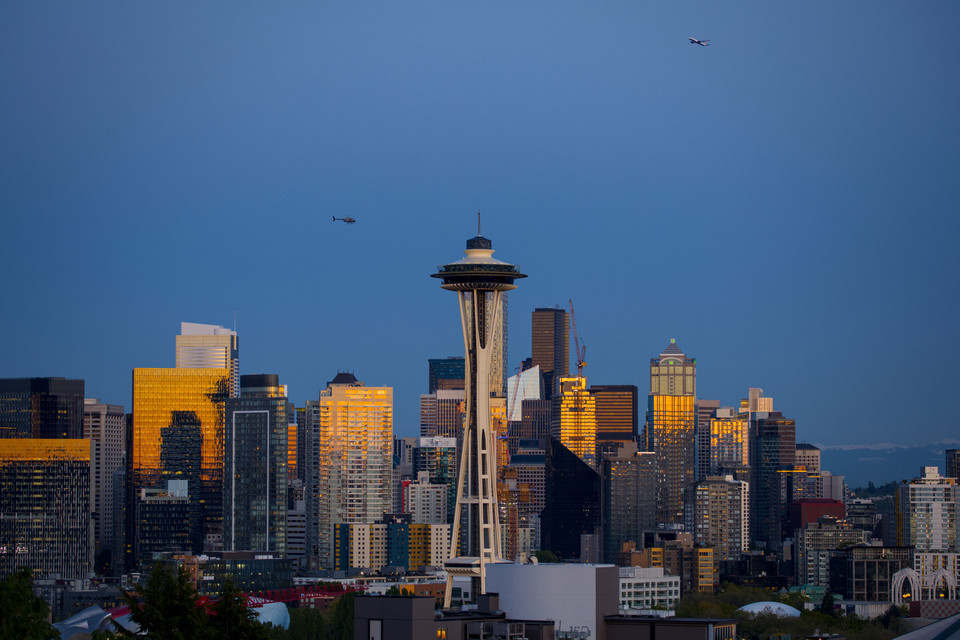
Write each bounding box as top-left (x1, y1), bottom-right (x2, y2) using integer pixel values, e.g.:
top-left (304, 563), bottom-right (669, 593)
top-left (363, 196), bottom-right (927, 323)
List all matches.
top-left (432, 225), bottom-right (526, 608)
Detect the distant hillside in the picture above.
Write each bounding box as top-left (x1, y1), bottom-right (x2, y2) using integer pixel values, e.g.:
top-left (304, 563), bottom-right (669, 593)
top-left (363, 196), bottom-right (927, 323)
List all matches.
top-left (815, 439), bottom-right (960, 488)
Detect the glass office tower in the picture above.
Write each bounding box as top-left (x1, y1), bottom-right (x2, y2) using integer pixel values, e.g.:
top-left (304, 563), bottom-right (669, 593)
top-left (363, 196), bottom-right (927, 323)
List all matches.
top-left (0, 377), bottom-right (85, 439)
top-left (131, 367), bottom-right (229, 561)
top-left (223, 374), bottom-right (288, 554)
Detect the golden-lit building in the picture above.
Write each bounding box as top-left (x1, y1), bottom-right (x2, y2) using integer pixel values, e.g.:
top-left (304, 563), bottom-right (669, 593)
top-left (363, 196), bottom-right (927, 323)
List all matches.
top-left (0, 438), bottom-right (92, 579)
top-left (315, 374), bottom-right (393, 569)
top-left (131, 367), bottom-right (229, 560)
top-left (709, 410), bottom-right (749, 470)
top-left (645, 339), bottom-right (697, 527)
top-left (551, 376), bottom-right (597, 469)
top-left (646, 394), bottom-right (696, 526)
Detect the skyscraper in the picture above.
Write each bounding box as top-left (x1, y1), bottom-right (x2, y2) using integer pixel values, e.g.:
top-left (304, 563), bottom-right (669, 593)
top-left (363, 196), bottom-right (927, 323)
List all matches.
top-left (313, 373), bottom-right (393, 569)
top-left (540, 438), bottom-right (601, 560)
top-left (506, 366), bottom-right (546, 455)
top-left (684, 475), bottom-right (749, 562)
top-left (795, 443), bottom-right (821, 473)
top-left (223, 375), bottom-right (288, 553)
top-left (0, 377), bottom-right (84, 439)
top-left (175, 322), bottom-right (239, 398)
top-left (946, 449), bottom-right (960, 480)
top-left (428, 357), bottom-right (466, 393)
top-left (0, 439), bottom-right (92, 579)
top-left (130, 367), bottom-right (229, 562)
top-left (552, 376), bottom-right (597, 469)
top-left (432, 227), bottom-right (525, 605)
top-left (644, 339), bottom-right (697, 527)
top-left (895, 466), bottom-right (958, 552)
top-left (590, 384), bottom-right (639, 445)
top-left (419, 389), bottom-right (465, 439)
top-left (83, 398), bottom-right (126, 556)
top-left (413, 436), bottom-right (458, 524)
top-left (750, 411), bottom-right (796, 552)
top-left (601, 442), bottom-right (656, 564)
top-left (707, 407), bottom-right (749, 475)
top-left (531, 307), bottom-right (568, 399)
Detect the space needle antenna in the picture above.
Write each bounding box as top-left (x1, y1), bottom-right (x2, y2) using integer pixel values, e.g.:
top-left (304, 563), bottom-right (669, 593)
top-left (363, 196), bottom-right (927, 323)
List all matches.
top-left (477, 210), bottom-right (482, 236)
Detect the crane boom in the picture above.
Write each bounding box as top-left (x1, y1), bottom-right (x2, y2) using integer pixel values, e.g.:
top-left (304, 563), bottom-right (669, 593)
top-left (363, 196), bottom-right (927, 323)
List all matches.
top-left (569, 299), bottom-right (585, 378)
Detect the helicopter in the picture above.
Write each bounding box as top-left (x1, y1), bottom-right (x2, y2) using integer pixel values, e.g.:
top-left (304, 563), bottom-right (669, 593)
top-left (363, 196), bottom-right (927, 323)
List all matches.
top-left (332, 216), bottom-right (356, 224)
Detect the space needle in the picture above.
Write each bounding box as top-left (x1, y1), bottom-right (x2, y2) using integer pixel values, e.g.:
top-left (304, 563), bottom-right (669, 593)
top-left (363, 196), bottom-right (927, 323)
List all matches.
top-left (432, 218), bottom-right (526, 608)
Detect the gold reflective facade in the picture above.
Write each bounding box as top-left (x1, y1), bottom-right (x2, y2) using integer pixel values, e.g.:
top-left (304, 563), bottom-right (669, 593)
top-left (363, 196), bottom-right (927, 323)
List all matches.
top-left (0, 438), bottom-right (92, 579)
top-left (132, 368), bottom-right (228, 548)
top-left (646, 394), bottom-right (695, 525)
top-left (709, 415), bottom-right (749, 469)
top-left (552, 376), bottom-right (597, 469)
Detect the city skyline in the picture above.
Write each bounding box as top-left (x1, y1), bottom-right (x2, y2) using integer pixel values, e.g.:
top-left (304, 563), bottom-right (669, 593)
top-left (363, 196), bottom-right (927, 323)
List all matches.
top-left (2, 2), bottom-right (958, 454)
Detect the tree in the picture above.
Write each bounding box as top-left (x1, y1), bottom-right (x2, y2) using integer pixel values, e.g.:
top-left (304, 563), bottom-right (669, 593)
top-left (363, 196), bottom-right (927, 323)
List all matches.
top-left (819, 592), bottom-right (836, 616)
top-left (209, 578), bottom-right (268, 640)
top-left (0, 568), bottom-right (58, 640)
top-left (534, 550), bottom-right (559, 563)
top-left (325, 592), bottom-right (355, 640)
top-left (284, 606), bottom-right (326, 640)
top-left (119, 562), bottom-right (209, 640)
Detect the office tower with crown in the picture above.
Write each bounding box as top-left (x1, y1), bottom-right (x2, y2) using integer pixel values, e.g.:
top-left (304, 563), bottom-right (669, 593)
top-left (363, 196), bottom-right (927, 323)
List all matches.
top-left (432, 224), bottom-right (525, 606)
top-left (176, 322), bottom-right (240, 398)
top-left (531, 308), bottom-right (569, 399)
top-left (313, 373), bottom-right (392, 569)
top-left (644, 339), bottom-right (697, 527)
top-left (223, 375), bottom-right (288, 553)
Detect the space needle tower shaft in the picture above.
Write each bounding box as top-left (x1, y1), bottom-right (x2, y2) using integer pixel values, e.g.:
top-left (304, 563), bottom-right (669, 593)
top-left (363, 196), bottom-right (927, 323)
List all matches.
top-left (432, 222), bottom-right (526, 607)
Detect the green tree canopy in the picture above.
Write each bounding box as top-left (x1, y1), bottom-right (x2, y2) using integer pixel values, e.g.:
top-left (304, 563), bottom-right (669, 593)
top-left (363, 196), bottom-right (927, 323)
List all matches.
top-left (0, 569), bottom-right (57, 640)
top-left (209, 578), bottom-right (268, 640)
top-left (119, 563), bottom-right (208, 640)
top-left (534, 550), bottom-right (559, 563)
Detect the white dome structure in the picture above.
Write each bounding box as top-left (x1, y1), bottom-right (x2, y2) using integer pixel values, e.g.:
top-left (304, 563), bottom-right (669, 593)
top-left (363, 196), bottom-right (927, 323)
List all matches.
top-left (737, 601), bottom-right (802, 617)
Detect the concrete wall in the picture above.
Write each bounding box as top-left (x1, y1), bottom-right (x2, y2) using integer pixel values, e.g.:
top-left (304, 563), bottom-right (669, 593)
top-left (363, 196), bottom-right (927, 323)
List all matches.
top-left (486, 563), bottom-right (619, 640)
top-left (353, 595), bottom-right (434, 640)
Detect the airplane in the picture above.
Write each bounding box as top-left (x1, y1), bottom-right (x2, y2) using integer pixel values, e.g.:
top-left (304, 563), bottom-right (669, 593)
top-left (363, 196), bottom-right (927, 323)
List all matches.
top-left (332, 216), bottom-right (356, 224)
top-left (689, 37), bottom-right (711, 46)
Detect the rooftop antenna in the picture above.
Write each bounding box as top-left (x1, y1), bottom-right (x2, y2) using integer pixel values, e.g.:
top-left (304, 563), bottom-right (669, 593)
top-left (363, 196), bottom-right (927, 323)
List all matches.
top-left (477, 210), bottom-right (482, 236)
top-left (233, 309), bottom-right (237, 332)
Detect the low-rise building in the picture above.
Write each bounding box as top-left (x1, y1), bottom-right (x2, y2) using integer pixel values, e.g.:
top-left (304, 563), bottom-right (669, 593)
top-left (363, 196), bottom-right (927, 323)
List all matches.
top-left (618, 566), bottom-right (680, 612)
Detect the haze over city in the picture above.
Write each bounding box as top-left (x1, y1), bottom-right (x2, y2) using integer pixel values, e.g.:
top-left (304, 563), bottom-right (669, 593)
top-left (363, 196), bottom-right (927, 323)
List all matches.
top-left (2, 1), bottom-right (958, 474)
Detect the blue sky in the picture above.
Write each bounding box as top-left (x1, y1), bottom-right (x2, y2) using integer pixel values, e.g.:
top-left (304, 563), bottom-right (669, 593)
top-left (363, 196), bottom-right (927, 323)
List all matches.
top-left (2, 2), bottom-right (958, 453)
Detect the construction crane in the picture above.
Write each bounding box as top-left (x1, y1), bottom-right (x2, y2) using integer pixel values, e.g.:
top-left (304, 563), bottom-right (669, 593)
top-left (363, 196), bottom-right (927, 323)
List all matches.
top-left (569, 299), bottom-right (586, 378)
top-left (568, 300), bottom-right (589, 458)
